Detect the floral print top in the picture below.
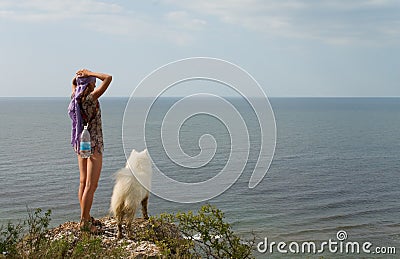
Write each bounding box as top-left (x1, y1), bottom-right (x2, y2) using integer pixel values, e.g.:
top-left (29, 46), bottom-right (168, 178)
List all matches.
top-left (76, 87), bottom-right (104, 155)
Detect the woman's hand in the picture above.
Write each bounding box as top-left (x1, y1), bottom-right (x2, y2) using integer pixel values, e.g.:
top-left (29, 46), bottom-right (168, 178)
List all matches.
top-left (73, 69), bottom-right (112, 100)
top-left (76, 69), bottom-right (92, 77)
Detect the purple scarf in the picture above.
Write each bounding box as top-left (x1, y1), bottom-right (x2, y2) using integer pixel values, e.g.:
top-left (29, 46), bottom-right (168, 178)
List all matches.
top-left (68, 76), bottom-right (96, 152)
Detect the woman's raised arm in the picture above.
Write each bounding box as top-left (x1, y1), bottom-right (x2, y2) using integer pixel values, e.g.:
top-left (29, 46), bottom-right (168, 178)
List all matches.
top-left (76, 69), bottom-right (112, 100)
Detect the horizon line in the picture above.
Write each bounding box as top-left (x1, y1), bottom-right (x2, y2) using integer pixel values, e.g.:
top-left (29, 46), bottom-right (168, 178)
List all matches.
top-left (0, 96), bottom-right (399, 99)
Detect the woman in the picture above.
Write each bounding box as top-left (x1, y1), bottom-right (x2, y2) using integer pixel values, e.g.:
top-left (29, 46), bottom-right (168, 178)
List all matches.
top-left (68, 69), bottom-right (112, 233)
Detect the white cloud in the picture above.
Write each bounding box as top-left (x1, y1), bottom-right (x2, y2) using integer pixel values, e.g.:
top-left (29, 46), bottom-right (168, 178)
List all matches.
top-left (0, 0), bottom-right (122, 22)
top-left (165, 11), bottom-right (207, 31)
top-left (0, 0), bottom-right (208, 45)
top-left (1, 0), bottom-right (399, 46)
top-left (163, 0), bottom-right (400, 45)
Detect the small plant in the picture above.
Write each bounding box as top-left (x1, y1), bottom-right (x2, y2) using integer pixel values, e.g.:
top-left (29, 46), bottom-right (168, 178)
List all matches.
top-left (0, 207), bottom-right (52, 257)
top-left (24, 207), bottom-right (52, 252)
top-left (43, 236), bottom-right (71, 258)
top-left (0, 221), bottom-right (24, 255)
top-left (158, 204), bottom-right (255, 259)
top-left (70, 233), bottom-right (129, 258)
top-left (72, 234), bottom-right (102, 257)
top-left (147, 217), bottom-right (194, 257)
top-left (126, 217), bottom-right (192, 257)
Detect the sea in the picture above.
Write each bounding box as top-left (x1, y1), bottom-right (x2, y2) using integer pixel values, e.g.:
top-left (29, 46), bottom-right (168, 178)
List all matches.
top-left (0, 97), bottom-right (399, 258)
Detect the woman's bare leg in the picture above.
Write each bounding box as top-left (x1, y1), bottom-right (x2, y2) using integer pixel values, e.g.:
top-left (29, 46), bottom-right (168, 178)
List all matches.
top-left (78, 156), bottom-right (88, 214)
top-left (81, 151), bottom-right (102, 220)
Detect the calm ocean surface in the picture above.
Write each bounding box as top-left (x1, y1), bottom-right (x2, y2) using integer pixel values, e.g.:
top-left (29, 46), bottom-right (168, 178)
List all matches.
top-left (0, 97), bottom-right (399, 258)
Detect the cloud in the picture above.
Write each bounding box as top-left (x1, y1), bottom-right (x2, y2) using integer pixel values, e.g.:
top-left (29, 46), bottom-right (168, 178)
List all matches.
top-left (0, 0), bottom-right (122, 22)
top-left (0, 0), bottom-right (208, 45)
top-left (165, 11), bottom-right (207, 31)
top-left (163, 0), bottom-right (400, 45)
top-left (1, 0), bottom-right (399, 46)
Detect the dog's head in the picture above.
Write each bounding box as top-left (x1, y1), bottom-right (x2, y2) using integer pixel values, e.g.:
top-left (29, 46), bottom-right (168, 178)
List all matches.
top-left (126, 149), bottom-right (152, 173)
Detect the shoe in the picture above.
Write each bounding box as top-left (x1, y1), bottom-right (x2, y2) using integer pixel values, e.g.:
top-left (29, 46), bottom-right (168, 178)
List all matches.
top-left (80, 219), bottom-right (101, 234)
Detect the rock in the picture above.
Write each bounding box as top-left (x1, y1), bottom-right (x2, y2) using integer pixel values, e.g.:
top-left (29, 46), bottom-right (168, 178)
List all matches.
top-left (43, 216), bottom-right (181, 258)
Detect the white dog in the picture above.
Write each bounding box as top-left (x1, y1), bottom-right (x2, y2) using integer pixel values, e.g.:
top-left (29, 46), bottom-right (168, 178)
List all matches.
top-left (110, 149), bottom-right (152, 238)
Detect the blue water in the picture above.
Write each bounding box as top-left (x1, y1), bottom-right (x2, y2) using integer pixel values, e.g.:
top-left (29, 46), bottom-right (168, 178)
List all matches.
top-left (0, 97), bottom-right (399, 258)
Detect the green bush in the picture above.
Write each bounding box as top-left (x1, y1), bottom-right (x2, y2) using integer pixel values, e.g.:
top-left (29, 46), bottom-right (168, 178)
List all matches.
top-left (72, 234), bottom-right (128, 258)
top-left (43, 236), bottom-right (70, 258)
top-left (0, 207), bottom-right (51, 257)
top-left (72, 234), bottom-right (102, 257)
top-left (156, 204), bottom-right (255, 259)
top-left (24, 207), bottom-right (52, 253)
top-left (0, 221), bottom-right (24, 255)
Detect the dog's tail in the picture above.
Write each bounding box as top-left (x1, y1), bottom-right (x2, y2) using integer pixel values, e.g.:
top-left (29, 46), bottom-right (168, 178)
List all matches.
top-left (110, 168), bottom-right (135, 216)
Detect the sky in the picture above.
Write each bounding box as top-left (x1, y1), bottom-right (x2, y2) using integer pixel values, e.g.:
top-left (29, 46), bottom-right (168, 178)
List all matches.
top-left (0, 0), bottom-right (399, 97)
